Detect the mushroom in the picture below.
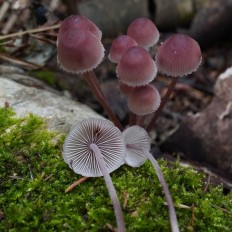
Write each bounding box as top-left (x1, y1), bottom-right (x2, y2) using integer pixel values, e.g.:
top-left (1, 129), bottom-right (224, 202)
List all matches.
top-left (127, 17), bottom-right (160, 49)
top-left (63, 118), bottom-right (126, 232)
top-left (108, 35), bottom-right (138, 63)
top-left (58, 15), bottom-right (102, 40)
top-left (128, 84), bottom-right (161, 116)
top-left (57, 15), bottom-right (123, 130)
top-left (147, 34), bottom-right (201, 132)
top-left (116, 46), bottom-right (157, 87)
top-left (127, 84), bottom-right (161, 127)
top-left (156, 34), bottom-right (202, 77)
top-left (118, 81), bottom-right (137, 97)
top-left (122, 126), bottom-right (179, 232)
top-left (57, 28), bottom-right (104, 74)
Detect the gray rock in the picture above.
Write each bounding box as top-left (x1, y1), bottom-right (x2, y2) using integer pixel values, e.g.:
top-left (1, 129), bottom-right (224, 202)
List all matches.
top-left (189, 0), bottom-right (232, 47)
top-left (161, 67), bottom-right (232, 180)
top-left (0, 77), bottom-right (102, 133)
top-left (77, 0), bottom-right (149, 37)
top-left (154, 0), bottom-right (194, 29)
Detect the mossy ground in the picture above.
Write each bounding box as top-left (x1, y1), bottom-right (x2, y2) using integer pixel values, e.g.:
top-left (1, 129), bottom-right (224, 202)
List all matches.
top-left (0, 107), bottom-right (232, 231)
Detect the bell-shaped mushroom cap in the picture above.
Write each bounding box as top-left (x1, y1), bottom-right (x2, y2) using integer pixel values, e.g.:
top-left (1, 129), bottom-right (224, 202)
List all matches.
top-left (117, 46), bottom-right (157, 87)
top-left (128, 84), bottom-right (161, 116)
top-left (63, 118), bottom-right (125, 177)
top-left (58, 15), bottom-right (102, 40)
top-left (156, 34), bottom-right (202, 77)
top-left (108, 35), bottom-right (138, 63)
top-left (127, 17), bottom-right (159, 49)
top-left (57, 28), bottom-right (104, 74)
top-left (122, 126), bottom-right (150, 167)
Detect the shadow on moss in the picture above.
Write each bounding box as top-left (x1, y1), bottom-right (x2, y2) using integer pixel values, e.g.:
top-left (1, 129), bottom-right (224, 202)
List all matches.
top-left (0, 108), bottom-right (231, 231)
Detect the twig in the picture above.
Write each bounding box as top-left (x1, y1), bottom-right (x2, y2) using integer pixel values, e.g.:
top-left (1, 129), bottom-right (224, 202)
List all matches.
top-left (203, 174), bottom-right (211, 193)
top-left (0, 52), bottom-right (43, 69)
top-left (210, 204), bottom-right (232, 215)
top-left (191, 204), bottom-right (195, 228)
top-left (65, 176), bottom-right (89, 193)
top-left (0, 1), bottom-right (10, 21)
top-left (44, 174), bottom-right (54, 181)
top-left (0, 24), bottom-right (60, 41)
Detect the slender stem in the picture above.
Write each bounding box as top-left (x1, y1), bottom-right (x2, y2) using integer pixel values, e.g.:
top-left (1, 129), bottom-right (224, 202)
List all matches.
top-left (65, 176), bottom-right (89, 193)
top-left (129, 112), bottom-right (136, 126)
top-left (136, 115), bottom-right (147, 126)
top-left (144, 150), bottom-right (179, 232)
top-left (146, 76), bottom-right (179, 133)
top-left (127, 144), bottom-right (179, 232)
top-left (90, 144), bottom-right (126, 232)
top-left (83, 71), bottom-right (123, 131)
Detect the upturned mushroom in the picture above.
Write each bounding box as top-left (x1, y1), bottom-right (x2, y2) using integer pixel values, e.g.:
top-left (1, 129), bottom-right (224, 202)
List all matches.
top-left (63, 118), bottom-right (126, 232)
top-left (122, 126), bottom-right (179, 232)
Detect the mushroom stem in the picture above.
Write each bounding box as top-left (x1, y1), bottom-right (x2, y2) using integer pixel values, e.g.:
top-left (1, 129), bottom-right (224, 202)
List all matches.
top-left (129, 111), bottom-right (136, 126)
top-left (136, 115), bottom-right (146, 126)
top-left (84, 71), bottom-right (123, 131)
top-left (146, 76), bottom-right (178, 133)
top-left (126, 144), bottom-right (179, 232)
top-left (90, 143), bottom-right (126, 232)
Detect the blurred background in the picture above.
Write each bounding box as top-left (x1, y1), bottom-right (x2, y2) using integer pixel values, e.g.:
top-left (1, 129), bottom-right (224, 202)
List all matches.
top-left (0, 0), bottom-right (232, 189)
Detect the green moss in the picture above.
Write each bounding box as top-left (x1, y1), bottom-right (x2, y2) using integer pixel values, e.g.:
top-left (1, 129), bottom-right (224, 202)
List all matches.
top-left (30, 70), bottom-right (56, 86)
top-left (0, 107), bottom-right (232, 231)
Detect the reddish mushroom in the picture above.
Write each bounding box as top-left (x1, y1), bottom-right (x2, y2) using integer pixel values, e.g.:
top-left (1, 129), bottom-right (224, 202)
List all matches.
top-left (128, 84), bottom-right (161, 116)
top-left (156, 34), bottom-right (202, 77)
top-left (58, 15), bottom-right (102, 40)
top-left (118, 81), bottom-right (136, 97)
top-left (147, 34), bottom-right (202, 132)
top-left (127, 17), bottom-right (159, 49)
top-left (57, 28), bottom-right (104, 74)
top-left (57, 15), bottom-right (123, 130)
top-left (117, 46), bottom-right (157, 87)
top-left (108, 35), bottom-right (138, 63)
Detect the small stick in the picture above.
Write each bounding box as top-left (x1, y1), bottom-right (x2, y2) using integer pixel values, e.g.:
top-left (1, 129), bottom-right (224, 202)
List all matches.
top-left (2, 13), bottom-right (18, 35)
top-left (65, 176), bottom-right (89, 193)
top-left (191, 204), bottom-right (195, 228)
top-left (203, 174), bottom-right (211, 193)
top-left (0, 24), bottom-right (60, 41)
top-left (0, 1), bottom-right (10, 21)
top-left (44, 174), bottom-right (54, 181)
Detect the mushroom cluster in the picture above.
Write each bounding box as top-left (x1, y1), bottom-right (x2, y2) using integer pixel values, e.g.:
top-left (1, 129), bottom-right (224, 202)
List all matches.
top-left (58, 15), bottom-right (202, 232)
top-left (108, 17), bottom-right (202, 129)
